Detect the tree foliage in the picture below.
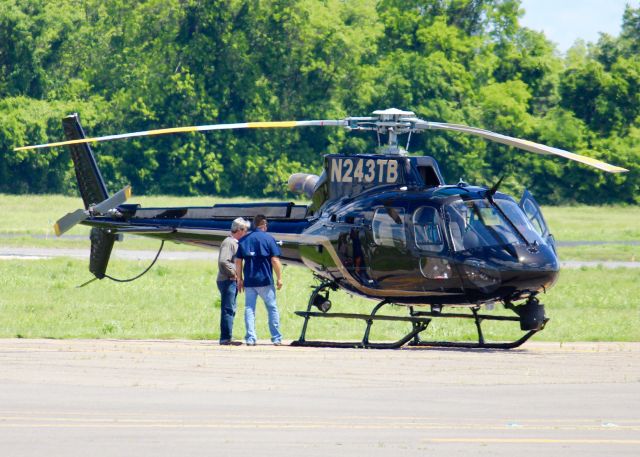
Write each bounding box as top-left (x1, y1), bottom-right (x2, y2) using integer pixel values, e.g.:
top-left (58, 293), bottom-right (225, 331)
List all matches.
top-left (0, 0), bottom-right (638, 203)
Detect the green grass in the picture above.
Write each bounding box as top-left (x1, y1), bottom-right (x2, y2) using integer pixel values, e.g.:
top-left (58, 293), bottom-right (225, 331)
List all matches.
top-left (0, 193), bottom-right (290, 250)
top-left (543, 205), bottom-right (640, 242)
top-left (0, 193), bottom-right (286, 235)
top-left (543, 205), bottom-right (640, 261)
top-left (557, 244), bottom-right (639, 262)
top-left (0, 232), bottom-right (204, 251)
top-left (0, 258), bottom-right (638, 342)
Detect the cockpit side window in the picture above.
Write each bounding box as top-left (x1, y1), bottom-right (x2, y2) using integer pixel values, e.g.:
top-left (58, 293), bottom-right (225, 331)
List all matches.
top-left (372, 208), bottom-right (406, 248)
top-left (412, 206), bottom-right (444, 252)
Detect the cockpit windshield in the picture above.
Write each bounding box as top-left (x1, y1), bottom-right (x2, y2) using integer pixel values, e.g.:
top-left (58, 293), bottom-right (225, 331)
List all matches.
top-left (446, 199), bottom-right (543, 252)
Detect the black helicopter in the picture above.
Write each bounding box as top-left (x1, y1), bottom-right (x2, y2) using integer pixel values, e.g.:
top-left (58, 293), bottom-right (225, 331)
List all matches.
top-left (17, 108), bottom-right (628, 349)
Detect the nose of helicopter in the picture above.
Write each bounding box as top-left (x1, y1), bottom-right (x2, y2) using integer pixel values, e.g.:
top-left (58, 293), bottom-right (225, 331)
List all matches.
top-left (461, 242), bottom-right (559, 296)
top-left (507, 243), bottom-right (559, 291)
top-left (513, 242), bottom-right (560, 271)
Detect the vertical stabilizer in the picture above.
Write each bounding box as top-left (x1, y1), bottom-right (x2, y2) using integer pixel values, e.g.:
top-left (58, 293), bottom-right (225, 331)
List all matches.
top-left (62, 114), bottom-right (109, 209)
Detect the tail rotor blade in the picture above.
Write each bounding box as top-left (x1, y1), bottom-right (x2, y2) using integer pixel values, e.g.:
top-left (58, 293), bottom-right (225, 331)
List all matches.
top-left (54, 209), bottom-right (88, 236)
top-left (53, 185), bottom-right (132, 237)
top-left (93, 185), bottom-right (132, 214)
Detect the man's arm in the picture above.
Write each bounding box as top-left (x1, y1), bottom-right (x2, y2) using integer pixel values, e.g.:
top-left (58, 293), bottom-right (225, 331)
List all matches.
top-left (218, 240), bottom-right (237, 279)
top-left (271, 256), bottom-right (283, 290)
top-left (235, 258), bottom-right (244, 293)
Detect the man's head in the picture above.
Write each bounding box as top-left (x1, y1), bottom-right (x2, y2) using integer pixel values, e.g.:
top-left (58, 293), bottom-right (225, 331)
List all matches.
top-left (231, 218), bottom-right (249, 239)
top-left (253, 214), bottom-right (268, 231)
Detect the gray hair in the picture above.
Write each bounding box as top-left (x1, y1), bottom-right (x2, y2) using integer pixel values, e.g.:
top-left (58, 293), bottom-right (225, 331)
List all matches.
top-left (231, 217), bottom-right (249, 233)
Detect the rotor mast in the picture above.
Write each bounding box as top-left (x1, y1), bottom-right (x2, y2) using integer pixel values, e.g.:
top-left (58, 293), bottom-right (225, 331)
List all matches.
top-left (354, 108), bottom-right (417, 156)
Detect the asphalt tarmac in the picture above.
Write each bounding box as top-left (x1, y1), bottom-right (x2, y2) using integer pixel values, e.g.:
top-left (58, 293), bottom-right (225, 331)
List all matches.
top-left (0, 339), bottom-right (638, 456)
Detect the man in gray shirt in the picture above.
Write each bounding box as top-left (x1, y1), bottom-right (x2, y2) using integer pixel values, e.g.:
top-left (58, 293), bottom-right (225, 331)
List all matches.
top-left (217, 217), bottom-right (249, 345)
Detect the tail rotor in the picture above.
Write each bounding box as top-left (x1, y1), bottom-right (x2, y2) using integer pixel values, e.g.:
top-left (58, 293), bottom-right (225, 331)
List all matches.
top-left (53, 186), bottom-right (131, 236)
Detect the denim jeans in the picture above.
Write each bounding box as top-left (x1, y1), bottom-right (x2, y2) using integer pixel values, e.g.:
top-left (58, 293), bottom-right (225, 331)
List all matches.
top-left (244, 285), bottom-right (282, 344)
top-left (216, 279), bottom-right (237, 343)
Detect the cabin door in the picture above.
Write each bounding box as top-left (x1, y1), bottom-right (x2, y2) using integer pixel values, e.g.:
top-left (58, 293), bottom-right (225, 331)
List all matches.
top-left (364, 206), bottom-right (415, 289)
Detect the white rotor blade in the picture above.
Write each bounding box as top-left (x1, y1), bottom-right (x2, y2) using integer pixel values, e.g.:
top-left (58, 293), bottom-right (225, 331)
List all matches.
top-left (416, 121), bottom-right (628, 173)
top-left (15, 120), bottom-right (348, 151)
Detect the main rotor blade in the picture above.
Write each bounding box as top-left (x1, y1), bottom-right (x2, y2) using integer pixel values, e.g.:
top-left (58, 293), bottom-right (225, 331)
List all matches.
top-left (53, 185), bottom-right (131, 236)
top-left (15, 120), bottom-right (348, 151)
top-left (417, 121), bottom-right (628, 173)
top-left (15, 108), bottom-right (628, 174)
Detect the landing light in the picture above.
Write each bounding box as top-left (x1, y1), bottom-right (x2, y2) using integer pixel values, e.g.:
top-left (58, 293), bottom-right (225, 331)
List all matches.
top-left (462, 261), bottom-right (500, 290)
top-left (312, 294), bottom-right (332, 313)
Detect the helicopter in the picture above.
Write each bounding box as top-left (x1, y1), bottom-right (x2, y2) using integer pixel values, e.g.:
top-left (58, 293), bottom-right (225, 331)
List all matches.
top-left (16, 108), bottom-right (628, 349)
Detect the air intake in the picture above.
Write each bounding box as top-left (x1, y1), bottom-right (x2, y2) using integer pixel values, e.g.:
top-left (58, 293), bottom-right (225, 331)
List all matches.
top-left (287, 173), bottom-right (319, 198)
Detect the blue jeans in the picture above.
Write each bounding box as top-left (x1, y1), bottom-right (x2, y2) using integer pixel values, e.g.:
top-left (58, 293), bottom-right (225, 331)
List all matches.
top-left (217, 279), bottom-right (237, 342)
top-left (244, 285), bottom-right (282, 344)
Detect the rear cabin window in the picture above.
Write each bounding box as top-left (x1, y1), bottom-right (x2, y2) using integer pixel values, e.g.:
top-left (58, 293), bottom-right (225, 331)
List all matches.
top-left (372, 208), bottom-right (406, 248)
top-left (413, 207), bottom-right (444, 252)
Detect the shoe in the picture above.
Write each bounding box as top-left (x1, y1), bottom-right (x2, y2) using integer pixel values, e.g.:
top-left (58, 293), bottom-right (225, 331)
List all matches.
top-left (220, 340), bottom-right (242, 346)
top-left (246, 341), bottom-right (256, 346)
top-left (273, 341), bottom-right (282, 346)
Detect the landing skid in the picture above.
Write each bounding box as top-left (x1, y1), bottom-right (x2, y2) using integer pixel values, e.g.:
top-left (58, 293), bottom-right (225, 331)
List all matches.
top-left (292, 280), bottom-right (548, 350)
top-left (407, 307), bottom-right (548, 349)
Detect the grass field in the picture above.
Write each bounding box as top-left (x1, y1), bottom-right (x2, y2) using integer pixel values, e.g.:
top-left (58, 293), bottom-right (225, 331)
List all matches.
top-left (0, 258), bottom-right (638, 342)
top-left (0, 194), bottom-right (270, 251)
top-left (0, 194), bottom-right (289, 235)
top-left (0, 194), bottom-right (300, 251)
top-left (1, 194), bottom-right (639, 343)
top-left (542, 206), bottom-right (640, 242)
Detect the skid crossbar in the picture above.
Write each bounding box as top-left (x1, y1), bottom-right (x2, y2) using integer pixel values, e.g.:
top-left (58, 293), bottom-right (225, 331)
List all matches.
top-left (291, 309), bottom-right (431, 349)
top-left (406, 308), bottom-right (549, 349)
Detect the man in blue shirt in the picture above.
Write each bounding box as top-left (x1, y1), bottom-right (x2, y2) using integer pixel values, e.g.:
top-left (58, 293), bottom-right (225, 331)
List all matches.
top-left (235, 214), bottom-right (283, 345)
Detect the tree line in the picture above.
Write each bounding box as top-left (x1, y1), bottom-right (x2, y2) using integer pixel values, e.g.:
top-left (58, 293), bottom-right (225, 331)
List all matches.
top-left (0, 0), bottom-right (638, 204)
